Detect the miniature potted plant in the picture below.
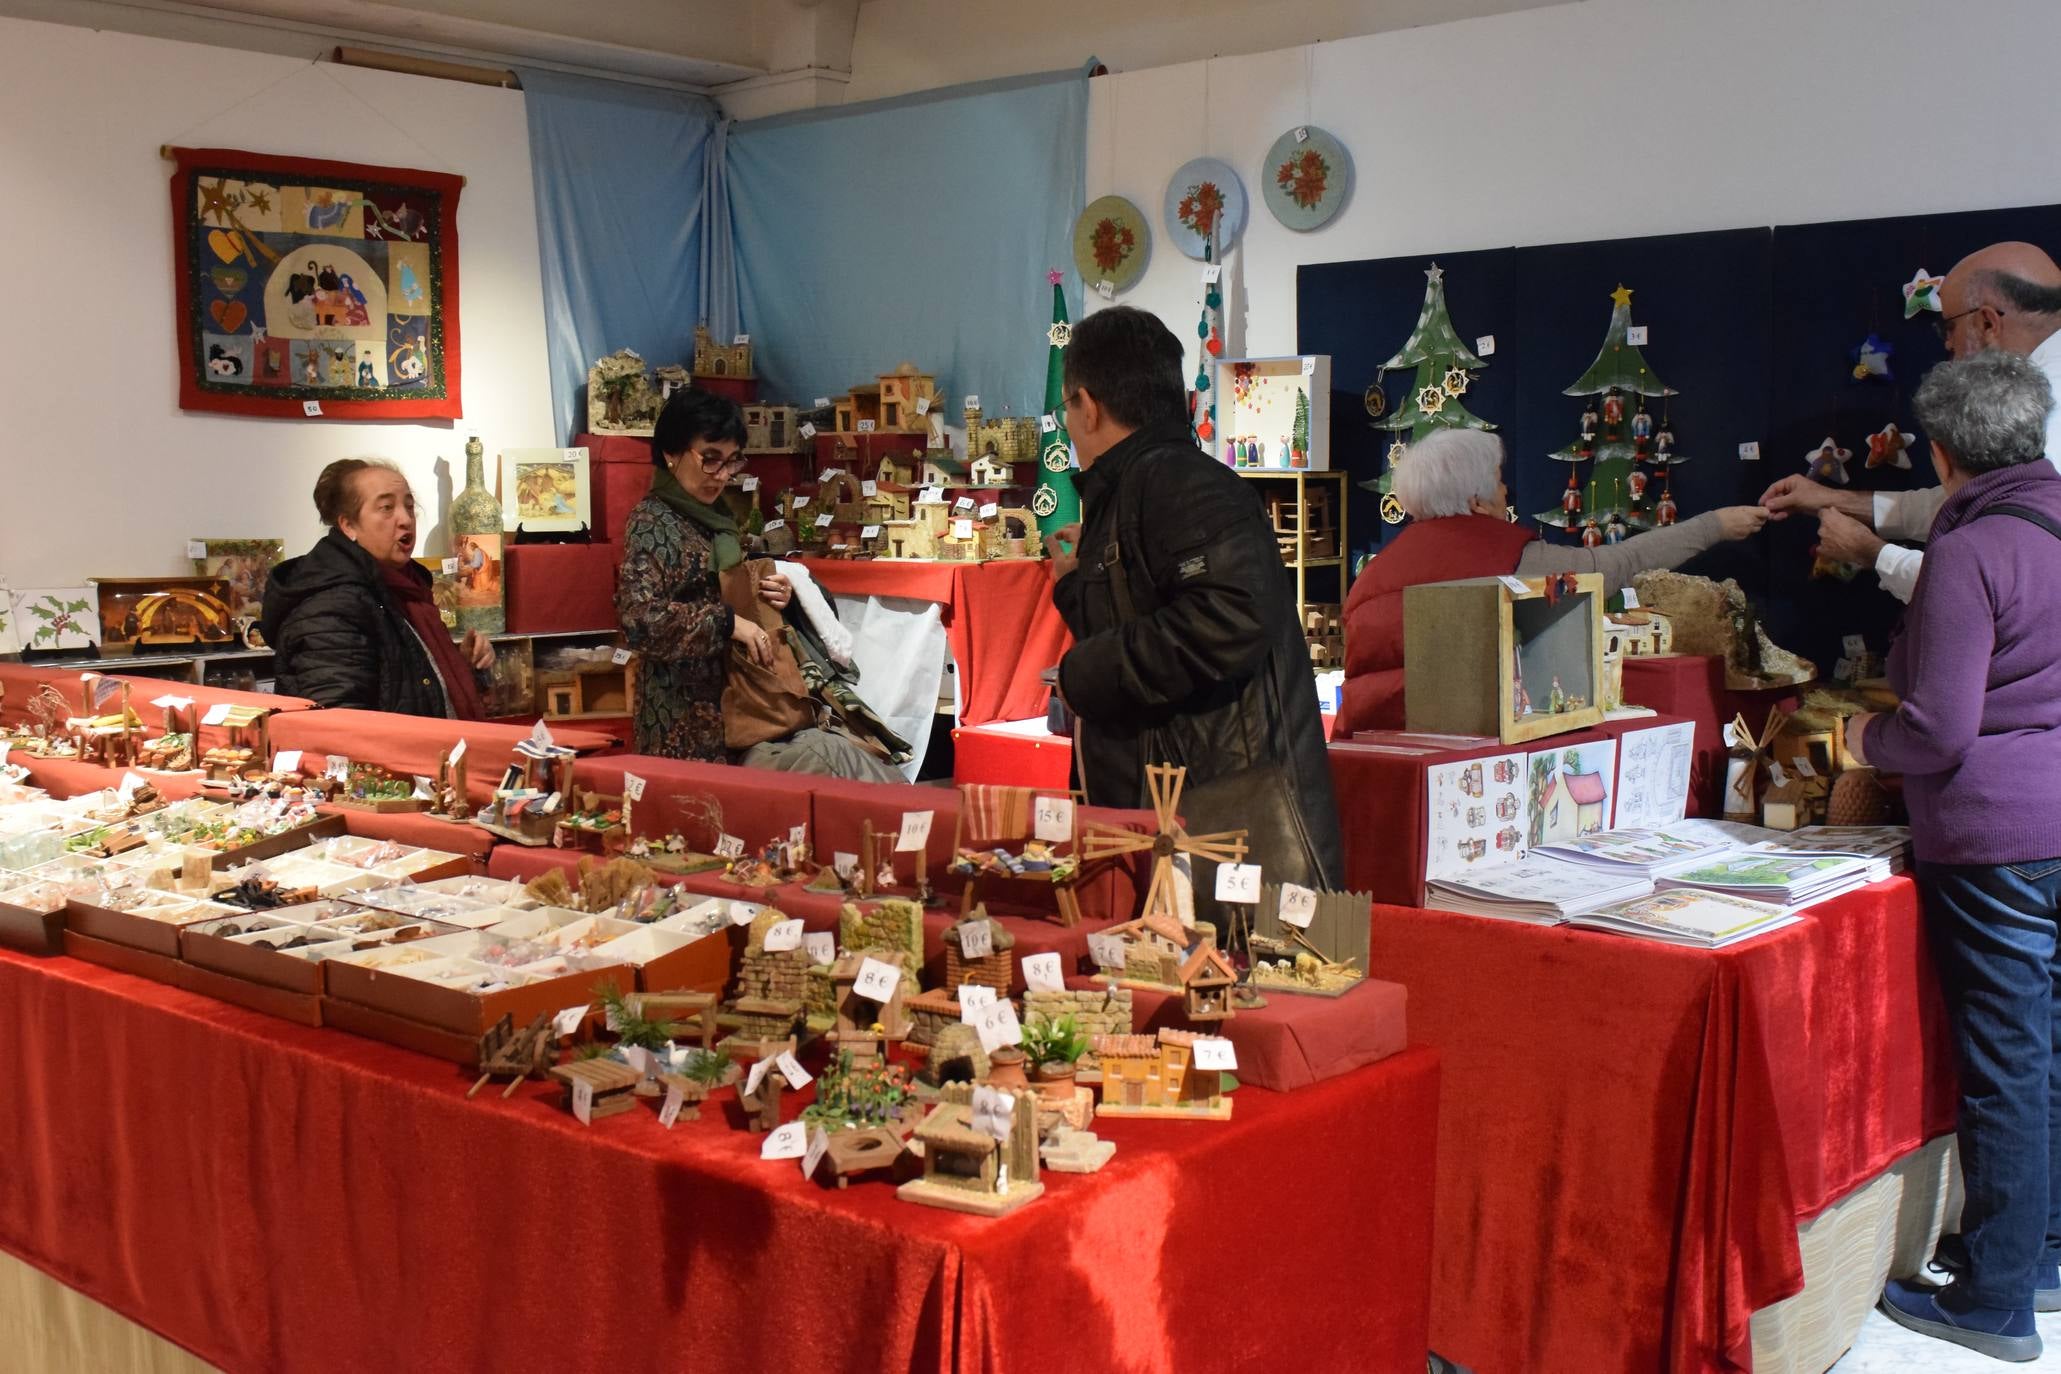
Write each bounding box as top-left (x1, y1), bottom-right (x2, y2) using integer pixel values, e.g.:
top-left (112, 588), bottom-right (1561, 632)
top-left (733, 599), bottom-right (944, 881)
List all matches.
top-left (1019, 1014), bottom-right (1088, 1101)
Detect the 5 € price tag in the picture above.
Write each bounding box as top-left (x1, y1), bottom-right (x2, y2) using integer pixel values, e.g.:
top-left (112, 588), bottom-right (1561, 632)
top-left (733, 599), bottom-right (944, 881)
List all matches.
top-left (761, 1121), bottom-right (807, 1160)
top-left (1021, 952), bottom-right (1064, 993)
top-left (622, 772), bottom-right (647, 802)
top-left (775, 1051), bottom-right (813, 1090)
top-left (958, 984), bottom-right (998, 1018)
top-left (1088, 931), bottom-right (1128, 969)
top-left (1279, 883), bottom-right (1319, 928)
top-left (802, 1126), bottom-right (831, 1179)
top-left (1215, 862), bottom-right (1263, 903)
top-left (571, 1077), bottom-right (594, 1125)
top-left (896, 810), bottom-right (934, 852)
top-left (764, 918), bottom-right (803, 952)
top-left (1192, 1037), bottom-right (1238, 1071)
top-left (853, 956), bottom-right (901, 1003)
top-left (1033, 795), bottom-right (1074, 842)
top-left (971, 998), bottom-right (1023, 1054)
top-left (659, 1080), bottom-right (686, 1129)
top-left (958, 918), bottom-right (993, 959)
top-left (803, 931), bottom-right (836, 966)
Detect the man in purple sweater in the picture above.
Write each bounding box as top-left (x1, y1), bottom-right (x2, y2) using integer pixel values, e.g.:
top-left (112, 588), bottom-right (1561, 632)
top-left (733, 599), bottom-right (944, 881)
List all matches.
top-left (1853, 351), bottom-right (2061, 1362)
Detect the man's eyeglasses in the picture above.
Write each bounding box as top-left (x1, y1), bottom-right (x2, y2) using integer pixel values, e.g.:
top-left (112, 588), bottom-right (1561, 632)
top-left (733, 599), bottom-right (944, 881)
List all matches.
top-left (698, 448), bottom-right (748, 476)
top-left (1933, 305), bottom-right (1999, 343)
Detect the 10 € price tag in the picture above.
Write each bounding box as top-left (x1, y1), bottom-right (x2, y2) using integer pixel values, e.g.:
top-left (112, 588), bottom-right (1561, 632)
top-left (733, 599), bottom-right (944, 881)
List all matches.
top-left (1033, 795), bottom-right (1074, 842)
top-left (1215, 863), bottom-right (1263, 904)
top-left (761, 1121), bottom-right (807, 1160)
top-left (1278, 882), bottom-right (1319, 928)
top-left (958, 918), bottom-right (993, 959)
top-left (958, 984), bottom-right (998, 1018)
top-left (896, 810), bottom-right (934, 852)
top-left (764, 919), bottom-right (804, 952)
top-left (1021, 952), bottom-right (1064, 993)
top-left (971, 998), bottom-right (1022, 1054)
top-left (1192, 1037), bottom-right (1238, 1071)
top-left (832, 851), bottom-right (859, 879)
top-left (802, 931), bottom-right (836, 966)
top-left (853, 956), bottom-right (901, 1002)
top-left (1088, 931), bottom-right (1128, 969)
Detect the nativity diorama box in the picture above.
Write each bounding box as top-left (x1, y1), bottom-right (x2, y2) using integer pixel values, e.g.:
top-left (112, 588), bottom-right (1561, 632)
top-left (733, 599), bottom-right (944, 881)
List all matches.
top-left (1403, 573), bottom-right (1605, 745)
top-left (1218, 355), bottom-right (1331, 471)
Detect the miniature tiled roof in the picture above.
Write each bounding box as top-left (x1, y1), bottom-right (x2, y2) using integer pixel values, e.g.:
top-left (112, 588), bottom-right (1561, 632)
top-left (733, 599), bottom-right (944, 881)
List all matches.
top-left (1158, 1028), bottom-right (1203, 1048)
top-left (906, 988), bottom-right (961, 1015)
top-left (1180, 945), bottom-right (1237, 984)
top-left (1565, 771), bottom-right (1607, 806)
top-left (1092, 1034), bottom-right (1158, 1059)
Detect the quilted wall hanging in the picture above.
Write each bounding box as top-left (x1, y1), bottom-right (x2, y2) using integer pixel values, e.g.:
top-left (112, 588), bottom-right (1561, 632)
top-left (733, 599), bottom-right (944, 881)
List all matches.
top-left (166, 145), bottom-right (463, 419)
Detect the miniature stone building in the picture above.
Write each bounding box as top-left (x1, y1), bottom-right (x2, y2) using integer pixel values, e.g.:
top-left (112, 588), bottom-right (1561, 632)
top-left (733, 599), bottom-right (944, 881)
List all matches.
top-left (941, 911), bottom-right (1014, 995)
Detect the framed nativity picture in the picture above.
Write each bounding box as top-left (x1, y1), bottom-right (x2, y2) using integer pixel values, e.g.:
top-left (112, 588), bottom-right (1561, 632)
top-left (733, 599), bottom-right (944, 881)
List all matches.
top-left (167, 145), bottom-right (463, 419)
top-left (499, 448), bottom-right (592, 534)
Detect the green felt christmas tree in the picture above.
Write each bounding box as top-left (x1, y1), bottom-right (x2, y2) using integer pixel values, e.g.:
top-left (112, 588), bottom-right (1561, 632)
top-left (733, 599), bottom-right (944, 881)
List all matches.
top-left (1535, 283), bottom-right (1680, 540)
top-left (1036, 269), bottom-right (1081, 535)
top-left (1292, 388), bottom-right (1310, 463)
top-left (1363, 263), bottom-right (1495, 522)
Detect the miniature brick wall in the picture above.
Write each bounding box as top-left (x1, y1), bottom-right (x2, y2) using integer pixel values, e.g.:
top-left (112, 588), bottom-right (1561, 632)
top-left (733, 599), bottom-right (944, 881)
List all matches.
top-left (1024, 986), bottom-right (1134, 1041)
top-left (805, 965), bottom-right (836, 1025)
top-left (736, 948), bottom-right (812, 1005)
top-left (839, 900), bottom-right (924, 962)
top-left (942, 949), bottom-right (1013, 995)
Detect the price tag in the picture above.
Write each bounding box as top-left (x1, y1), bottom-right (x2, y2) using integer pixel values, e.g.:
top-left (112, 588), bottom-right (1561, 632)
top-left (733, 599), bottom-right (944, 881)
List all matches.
top-left (1626, 325), bottom-right (1650, 346)
top-left (1202, 264), bottom-right (1222, 284)
top-left (1294, 125), bottom-right (1310, 143)
top-left (775, 1050), bottom-right (812, 1089)
top-left (744, 1055), bottom-right (775, 1099)
top-left (1723, 723), bottom-right (1744, 749)
top-left (764, 919), bottom-right (803, 952)
top-left (1738, 441), bottom-right (1761, 462)
top-left (1095, 279), bottom-right (1115, 300)
top-left (1497, 575), bottom-right (1532, 596)
top-left (861, 479), bottom-right (877, 496)
top-left (1476, 334), bottom-right (1496, 356)
top-left (1279, 883), bottom-right (1319, 928)
top-left (150, 694), bottom-right (194, 711)
top-left (715, 833), bottom-right (746, 859)
top-left (272, 750), bottom-right (302, 775)
top-left (1088, 931), bottom-right (1128, 968)
top-left (918, 487), bottom-right (945, 505)
top-left (1215, 862), bottom-right (1263, 903)
top-left (818, 468), bottom-right (843, 484)
top-left (1620, 588), bottom-right (1641, 610)
top-left (441, 557), bottom-right (459, 575)
top-left (729, 902), bottom-right (759, 927)
top-left (955, 496), bottom-right (975, 511)
top-left (326, 754), bottom-right (351, 781)
top-left (118, 772), bottom-right (146, 801)
top-left (802, 1126), bottom-right (831, 1179)
top-left (571, 1077), bottom-right (594, 1125)
top-left (622, 772), bottom-right (646, 802)
top-left (764, 519), bottom-right (786, 533)
top-left (761, 1121), bottom-right (807, 1160)
top-left (608, 647), bottom-right (634, 668)
top-left (814, 513), bottom-right (834, 528)
top-left (1792, 756), bottom-right (1818, 779)
top-left (186, 539), bottom-right (208, 560)
top-left (813, 396), bottom-right (832, 409)
top-left (862, 525), bottom-right (881, 540)
top-left (965, 395), bottom-right (980, 409)
top-left (659, 1080), bottom-right (686, 1129)
top-left (202, 703), bottom-right (233, 727)
top-left (741, 475), bottom-right (760, 492)
top-left (733, 332), bottom-right (751, 345)
top-left (958, 984), bottom-right (998, 1017)
top-left (302, 400), bottom-right (322, 417)
top-left (958, 918), bottom-right (993, 959)
top-left (915, 396), bottom-right (931, 415)
top-left (1033, 795), bottom-right (1074, 842)
top-left (896, 810), bottom-right (934, 852)
top-left (857, 419), bottom-right (877, 433)
top-left (971, 998), bottom-right (1023, 1054)
top-left (952, 519), bottom-right (974, 540)
top-left (803, 931), bottom-right (836, 966)
top-left (1768, 760), bottom-right (1791, 789)
top-left (1021, 952), bottom-right (1064, 993)
top-left (449, 737), bottom-right (466, 765)
top-left (832, 851), bottom-right (859, 879)
top-left (1040, 414), bottom-right (1057, 433)
top-left (1192, 1037), bottom-right (1238, 1071)
top-left (852, 956), bottom-right (901, 1003)
top-left (1301, 356), bottom-right (1317, 376)
top-left (978, 501), bottom-right (999, 519)
top-left (798, 423), bottom-right (817, 440)
top-left (789, 823), bottom-right (808, 847)
top-left (793, 496), bottom-right (811, 509)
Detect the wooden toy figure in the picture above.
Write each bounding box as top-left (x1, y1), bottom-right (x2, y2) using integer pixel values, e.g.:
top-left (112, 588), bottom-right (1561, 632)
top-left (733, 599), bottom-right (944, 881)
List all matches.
top-left (1579, 404), bottom-right (1599, 441)
top-left (1580, 516), bottom-right (1604, 548)
top-left (1604, 512), bottom-right (1628, 545)
top-left (1631, 404), bottom-right (1654, 447)
top-left (1561, 473), bottom-right (1582, 516)
top-left (1654, 487), bottom-right (1678, 528)
top-left (1626, 469), bottom-right (1649, 504)
top-left (1601, 390), bottom-right (1625, 425)
top-left (1655, 426), bottom-right (1675, 460)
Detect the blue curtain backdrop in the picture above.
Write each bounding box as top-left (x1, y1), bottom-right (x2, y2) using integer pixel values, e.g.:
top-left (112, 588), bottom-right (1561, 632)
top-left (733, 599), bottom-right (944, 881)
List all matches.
top-left (717, 68), bottom-right (1087, 417)
top-left (519, 70), bottom-right (719, 443)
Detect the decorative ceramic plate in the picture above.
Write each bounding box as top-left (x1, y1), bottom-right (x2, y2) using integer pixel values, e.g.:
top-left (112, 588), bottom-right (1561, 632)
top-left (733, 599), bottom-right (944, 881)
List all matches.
top-left (1262, 126), bottom-right (1354, 231)
top-left (1072, 195), bottom-right (1151, 294)
top-left (1162, 157), bottom-right (1248, 260)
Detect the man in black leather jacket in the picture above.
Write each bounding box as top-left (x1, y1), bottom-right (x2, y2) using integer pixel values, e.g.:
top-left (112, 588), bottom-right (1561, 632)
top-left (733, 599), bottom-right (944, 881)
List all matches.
top-left (1047, 306), bottom-right (1344, 889)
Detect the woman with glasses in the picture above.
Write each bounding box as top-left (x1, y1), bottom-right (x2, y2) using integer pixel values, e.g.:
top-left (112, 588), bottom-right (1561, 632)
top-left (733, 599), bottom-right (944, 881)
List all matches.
top-left (617, 387), bottom-right (790, 760)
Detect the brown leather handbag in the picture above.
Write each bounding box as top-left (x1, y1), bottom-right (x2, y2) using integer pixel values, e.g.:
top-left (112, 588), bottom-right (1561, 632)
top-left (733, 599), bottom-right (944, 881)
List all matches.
top-left (719, 559), bottom-right (818, 750)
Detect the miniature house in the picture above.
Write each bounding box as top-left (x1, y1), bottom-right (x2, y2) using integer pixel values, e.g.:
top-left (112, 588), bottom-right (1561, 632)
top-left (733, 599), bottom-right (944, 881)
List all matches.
top-left (941, 912), bottom-right (1015, 995)
top-left (881, 521), bottom-right (936, 560)
top-left (863, 491), bottom-right (909, 525)
top-left (968, 455), bottom-right (1015, 488)
top-left (898, 1082), bottom-right (1044, 1216)
top-left (1091, 1030), bottom-right (1231, 1120)
top-left (916, 453), bottom-right (967, 488)
top-left (744, 404), bottom-right (797, 451)
top-left (1102, 912), bottom-right (1211, 987)
top-left (874, 453), bottom-right (913, 487)
top-left (1179, 945), bottom-right (1239, 1022)
top-left (830, 951), bottom-right (912, 1043)
top-left (692, 325), bottom-right (753, 379)
top-left (876, 365), bottom-right (938, 433)
top-left (833, 386), bottom-right (882, 434)
top-left (962, 404), bottom-right (1040, 465)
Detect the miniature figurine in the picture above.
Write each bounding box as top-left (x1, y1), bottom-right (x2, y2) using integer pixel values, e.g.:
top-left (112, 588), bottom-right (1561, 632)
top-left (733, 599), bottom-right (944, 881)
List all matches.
top-left (1604, 512), bottom-right (1628, 545)
top-left (1580, 516), bottom-right (1604, 549)
top-left (1549, 676), bottom-right (1567, 713)
top-left (1626, 469), bottom-right (1649, 503)
top-left (1561, 474), bottom-right (1582, 517)
top-left (1654, 488), bottom-right (1678, 527)
top-left (1601, 390), bottom-right (1625, 425)
top-left (1579, 404), bottom-right (1599, 441)
top-left (1654, 426), bottom-right (1675, 460)
top-left (1630, 404), bottom-right (1653, 445)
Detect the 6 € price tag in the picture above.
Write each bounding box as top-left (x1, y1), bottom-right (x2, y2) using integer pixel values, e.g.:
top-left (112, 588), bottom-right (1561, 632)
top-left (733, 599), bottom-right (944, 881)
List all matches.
top-left (958, 984), bottom-right (998, 1018)
top-left (775, 1051), bottom-right (813, 1090)
top-left (1033, 795), bottom-right (1074, 842)
top-left (1088, 931), bottom-right (1128, 969)
top-left (1215, 862), bottom-right (1263, 903)
top-left (1021, 952), bottom-right (1064, 993)
top-left (764, 919), bottom-right (804, 952)
top-left (958, 917), bottom-right (993, 959)
top-left (896, 810), bottom-right (934, 852)
top-left (972, 999), bottom-right (1023, 1054)
top-left (761, 1121), bottom-right (807, 1160)
top-left (803, 931), bottom-right (836, 966)
top-left (853, 956), bottom-right (901, 1003)
top-left (1192, 1037), bottom-right (1238, 1071)
top-left (802, 1126), bottom-right (831, 1179)
top-left (1278, 883), bottom-right (1319, 928)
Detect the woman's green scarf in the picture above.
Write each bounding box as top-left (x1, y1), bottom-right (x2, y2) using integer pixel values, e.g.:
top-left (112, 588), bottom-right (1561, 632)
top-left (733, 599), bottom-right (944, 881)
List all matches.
top-left (649, 466), bottom-right (744, 571)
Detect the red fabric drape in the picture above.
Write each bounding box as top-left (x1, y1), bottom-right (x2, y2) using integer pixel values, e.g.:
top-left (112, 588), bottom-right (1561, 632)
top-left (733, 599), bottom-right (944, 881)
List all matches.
top-left (266, 711), bottom-right (615, 807)
top-left (0, 947), bottom-right (1438, 1374)
top-left (504, 542), bottom-right (621, 634)
top-left (1368, 880), bottom-right (1956, 1373)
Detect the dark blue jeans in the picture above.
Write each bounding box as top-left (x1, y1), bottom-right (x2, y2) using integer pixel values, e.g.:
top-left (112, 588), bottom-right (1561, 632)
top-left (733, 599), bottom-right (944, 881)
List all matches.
top-left (1920, 857), bottom-right (2061, 1309)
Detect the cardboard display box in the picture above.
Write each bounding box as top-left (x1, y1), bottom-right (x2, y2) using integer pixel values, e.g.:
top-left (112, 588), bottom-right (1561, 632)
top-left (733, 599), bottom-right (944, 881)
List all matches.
top-left (1404, 573), bottom-right (1606, 745)
top-left (325, 945), bottom-right (630, 1038)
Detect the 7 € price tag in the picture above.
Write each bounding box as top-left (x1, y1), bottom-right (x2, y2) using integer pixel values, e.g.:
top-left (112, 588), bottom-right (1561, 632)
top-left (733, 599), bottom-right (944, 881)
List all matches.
top-left (1088, 931), bottom-right (1128, 969)
top-left (802, 1126), bottom-right (831, 1179)
top-left (1192, 1037), bottom-right (1238, 1071)
top-left (971, 998), bottom-right (1023, 1055)
top-left (1215, 862), bottom-right (1263, 904)
top-left (761, 1121), bottom-right (807, 1160)
top-left (1033, 795), bottom-right (1074, 842)
top-left (896, 809), bottom-right (934, 852)
top-left (775, 1051), bottom-right (813, 1090)
top-left (621, 772), bottom-right (647, 802)
top-left (1278, 883), bottom-right (1319, 929)
top-left (958, 984), bottom-right (998, 1018)
top-left (764, 919), bottom-right (804, 952)
top-left (958, 917), bottom-right (993, 959)
top-left (659, 1080), bottom-right (686, 1130)
top-left (802, 931), bottom-right (836, 966)
top-left (1021, 952), bottom-right (1064, 993)
top-left (852, 956), bottom-right (901, 1003)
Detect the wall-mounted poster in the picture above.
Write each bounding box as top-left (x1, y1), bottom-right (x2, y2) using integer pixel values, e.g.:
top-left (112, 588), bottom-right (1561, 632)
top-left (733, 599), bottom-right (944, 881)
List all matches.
top-left (167, 146), bottom-right (463, 419)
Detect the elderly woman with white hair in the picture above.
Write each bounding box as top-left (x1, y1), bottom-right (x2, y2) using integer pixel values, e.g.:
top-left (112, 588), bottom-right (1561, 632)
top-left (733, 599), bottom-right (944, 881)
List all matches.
top-left (1337, 428), bottom-right (1768, 734)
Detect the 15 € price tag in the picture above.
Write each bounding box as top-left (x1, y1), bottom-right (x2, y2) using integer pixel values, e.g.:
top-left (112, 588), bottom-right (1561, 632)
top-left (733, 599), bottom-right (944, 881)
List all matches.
top-left (853, 956), bottom-right (901, 1002)
top-left (1033, 795), bottom-right (1074, 841)
top-left (761, 1121), bottom-right (807, 1160)
top-left (764, 919), bottom-right (803, 952)
top-left (1192, 1037), bottom-right (1238, 1071)
top-left (896, 810), bottom-right (934, 852)
top-left (832, 851), bottom-right (859, 879)
top-left (1215, 863), bottom-right (1263, 903)
top-left (1021, 952), bottom-right (1064, 993)
top-left (1278, 883), bottom-right (1319, 928)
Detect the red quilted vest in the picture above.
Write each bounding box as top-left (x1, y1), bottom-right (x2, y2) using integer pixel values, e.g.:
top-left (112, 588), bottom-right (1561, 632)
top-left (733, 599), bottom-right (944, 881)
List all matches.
top-left (1339, 515), bottom-right (1537, 736)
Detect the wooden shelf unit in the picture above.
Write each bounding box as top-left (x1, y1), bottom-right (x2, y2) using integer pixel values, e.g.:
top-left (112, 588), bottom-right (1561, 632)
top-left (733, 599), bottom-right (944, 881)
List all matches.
top-left (1238, 469), bottom-right (1349, 669)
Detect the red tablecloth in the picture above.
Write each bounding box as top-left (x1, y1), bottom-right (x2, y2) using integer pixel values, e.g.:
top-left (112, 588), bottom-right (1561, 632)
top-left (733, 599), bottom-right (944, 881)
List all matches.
top-left (0, 946), bottom-right (1440, 1373)
top-left (267, 711), bottom-right (616, 808)
top-left (1621, 656), bottom-right (1803, 818)
top-left (503, 542), bottom-right (620, 634)
top-left (799, 559), bottom-right (1069, 727)
top-left (951, 725), bottom-right (1074, 789)
top-left (1371, 879), bottom-right (1955, 1373)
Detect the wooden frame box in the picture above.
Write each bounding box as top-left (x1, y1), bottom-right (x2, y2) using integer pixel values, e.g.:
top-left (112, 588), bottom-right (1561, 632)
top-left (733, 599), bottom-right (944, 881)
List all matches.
top-left (67, 893), bottom-right (241, 958)
top-left (204, 812), bottom-right (350, 870)
top-left (176, 959), bottom-right (326, 1028)
top-left (63, 929), bottom-right (187, 985)
top-left (179, 914), bottom-right (352, 995)
top-left (1217, 355), bottom-right (1332, 471)
top-left (0, 893), bottom-right (66, 956)
top-left (1404, 573), bottom-right (1606, 745)
top-left (325, 947), bottom-right (630, 1037)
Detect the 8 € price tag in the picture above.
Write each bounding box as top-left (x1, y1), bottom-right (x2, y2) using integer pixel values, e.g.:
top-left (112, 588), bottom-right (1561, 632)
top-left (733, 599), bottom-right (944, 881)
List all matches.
top-left (1278, 883), bottom-right (1319, 928)
top-left (803, 931), bottom-right (836, 966)
top-left (852, 956), bottom-right (901, 1002)
top-left (761, 1121), bottom-right (807, 1160)
top-left (764, 919), bottom-right (804, 952)
top-left (1021, 952), bottom-right (1064, 993)
top-left (1215, 863), bottom-right (1263, 904)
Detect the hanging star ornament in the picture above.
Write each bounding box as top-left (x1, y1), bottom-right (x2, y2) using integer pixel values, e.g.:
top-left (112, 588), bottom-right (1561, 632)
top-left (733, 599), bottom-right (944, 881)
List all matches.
top-left (1425, 261), bottom-right (1444, 285)
top-left (1047, 268), bottom-right (1065, 287)
top-left (1805, 436), bottom-right (1853, 485)
top-left (1441, 365), bottom-right (1471, 397)
top-left (1047, 321), bottom-right (1073, 348)
top-left (1866, 422), bottom-right (1915, 470)
top-left (1386, 439), bottom-right (1408, 467)
top-left (1610, 283), bottom-right (1635, 309)
top-left (1850, 332), bottom-right (1895, 382)
top-left (1902, 268), bottom-right (1945, 318)
top-left (1416, 385), bottom-right (1448, 416)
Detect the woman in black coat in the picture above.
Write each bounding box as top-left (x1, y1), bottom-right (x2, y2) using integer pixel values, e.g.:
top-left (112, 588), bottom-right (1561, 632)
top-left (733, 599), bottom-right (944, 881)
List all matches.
top-left (261, 459), bottom-right (494, 716)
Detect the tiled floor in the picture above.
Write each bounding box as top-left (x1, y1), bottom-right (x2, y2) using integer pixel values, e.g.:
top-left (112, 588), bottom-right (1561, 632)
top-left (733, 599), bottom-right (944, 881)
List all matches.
top-left (1833, 1305), bottom-right (2061, 1370)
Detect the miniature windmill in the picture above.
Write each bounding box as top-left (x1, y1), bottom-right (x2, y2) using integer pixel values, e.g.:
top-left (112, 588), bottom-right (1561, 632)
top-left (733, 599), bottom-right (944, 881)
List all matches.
top-left (1078, 764), bottom-right (1248, 926)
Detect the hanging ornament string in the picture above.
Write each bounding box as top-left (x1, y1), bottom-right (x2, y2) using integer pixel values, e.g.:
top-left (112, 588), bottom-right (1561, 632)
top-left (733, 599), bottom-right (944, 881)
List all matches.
top-left (1304, 44), bottom-right (1315, 130)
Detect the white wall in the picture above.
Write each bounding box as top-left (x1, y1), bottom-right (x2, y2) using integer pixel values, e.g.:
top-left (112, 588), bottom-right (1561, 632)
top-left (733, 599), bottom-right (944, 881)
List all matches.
top-left (1086, 0), bottom-right (2061, 357)
top-left (0, 15), bottom-right (554, 588)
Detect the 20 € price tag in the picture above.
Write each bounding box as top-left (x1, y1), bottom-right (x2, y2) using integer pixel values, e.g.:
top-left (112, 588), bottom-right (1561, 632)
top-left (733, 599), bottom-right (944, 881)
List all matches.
top-left (958, 984), bottom-right (998, 1018)
top-left (764, 919), bottom-right (803, 952)
top-left (971, 998), bottom-right (1022, 1054)
top-left (896, 810), bottom-right (934, 852)
top-left (958, 918), bottom-right (993, 959)
top-left (1021, 952), bottom-right (1064, 993)
top-left (803, 931), bottom-right (836, 966)
top-left (1279, 883), bottom-right (1319, 928)
top-left (761, 1121), bottom-right (807, 1160)
top-left (1215, 863), bottom-right (1263, 903)
top-left (853, 956), bottom-right (901, 1002)
top-left (1033, 795), bottom-right (1074, 841)
top-left (1192, 1037), bottom-right (1238, 1071)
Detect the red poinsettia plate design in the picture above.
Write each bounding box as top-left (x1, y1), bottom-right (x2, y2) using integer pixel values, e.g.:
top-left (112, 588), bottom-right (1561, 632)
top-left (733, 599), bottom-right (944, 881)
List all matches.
top-left (1071, 195), bottom-right (1151, 292)
top-left (1261, 126), bottom-right (1354, 232)
top-left (1161, 157), bottom-right (1247, 261)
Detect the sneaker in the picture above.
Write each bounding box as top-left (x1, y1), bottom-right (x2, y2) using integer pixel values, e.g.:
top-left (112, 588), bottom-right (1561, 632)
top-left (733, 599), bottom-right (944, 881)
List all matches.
top-left (1877, 1278), bottom-right (2041, 1362)
top-left (1922, 1235), bottom-right (2061, 1313)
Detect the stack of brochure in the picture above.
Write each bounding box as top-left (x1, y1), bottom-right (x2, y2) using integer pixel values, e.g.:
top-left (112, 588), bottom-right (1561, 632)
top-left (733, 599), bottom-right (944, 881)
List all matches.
top-left (1568, 889), bottom-right (1799, 949)
top-left (1531, 827), bottom-right (1741, 877)
top-left (1773, 825), bottom-right (1912, 876)
top-left (1655, 847), bottom-right (1881, 907)
top-left (1425, 854), bottom-right (1655, 924)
